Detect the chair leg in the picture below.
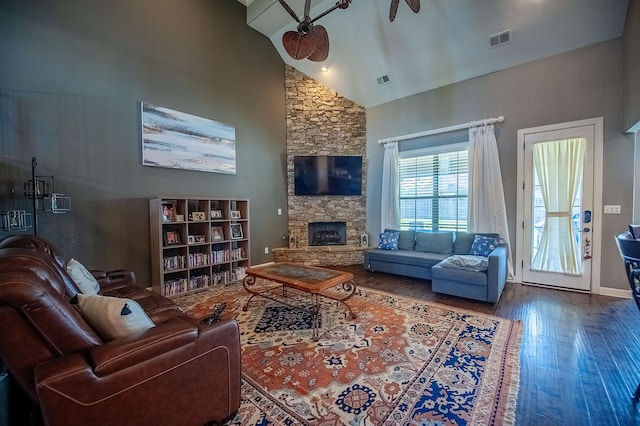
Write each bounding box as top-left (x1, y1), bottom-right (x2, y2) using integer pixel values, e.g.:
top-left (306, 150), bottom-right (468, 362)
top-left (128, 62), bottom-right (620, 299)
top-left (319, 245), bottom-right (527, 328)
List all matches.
top-left (634, 383), bottom-right (640, 401)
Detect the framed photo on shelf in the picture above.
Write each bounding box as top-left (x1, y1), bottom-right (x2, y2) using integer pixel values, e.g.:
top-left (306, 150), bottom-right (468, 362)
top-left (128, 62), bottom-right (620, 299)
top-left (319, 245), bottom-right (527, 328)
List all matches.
top-left (187, 235), bottom-right (195, 245)
top-left (211, 209), bottom-right (223, 218)
top-left (191, 211), bottom-right (206, 221)
top-left (161, 201), bottom-right (177, 222)
top-left (230, 210), bottom-right (241, 219)
top-left (195, 235), bottom-right (206, 243)
top-left (230, 223), bottom-right (243, 239)
top-left (211, 226), bottom-right (224, 241)
top-left (164, 230), bottom-right (181, 245)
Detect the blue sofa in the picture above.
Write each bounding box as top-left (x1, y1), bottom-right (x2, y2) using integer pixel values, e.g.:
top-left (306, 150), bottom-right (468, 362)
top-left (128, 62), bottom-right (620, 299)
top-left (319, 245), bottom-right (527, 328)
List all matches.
top-left (364, 230), bottom-right (508, 304)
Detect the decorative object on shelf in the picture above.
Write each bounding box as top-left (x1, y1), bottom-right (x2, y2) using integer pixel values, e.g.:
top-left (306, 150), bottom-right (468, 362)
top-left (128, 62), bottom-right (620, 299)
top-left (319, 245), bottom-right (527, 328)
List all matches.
top-left (161, 201), bottom-right (177, 222)
top-left (277, 0), bottom-right (351, 62)
top-left (141, 102), bottom-right (236, 174)
top-left (212, 226), bottom-right (224, 241)
top-left (195, 235), bottom-right (206, 243)
top-left (289, 234), bottom-right (297, 248)
top-left (230, 210), bottom-right (241, 219)
top-left (230, 223), bottom-right (243, 240)
top-left (175, 214), bottom-right (184, 222)
top-left (164, 231), bottom-right (181, 245)
top-left (360, 232), bottom-right (369, 247)
top-left (211, 209), bottom-right (223, 218)
top-left (1, 189), bottom-right (33, 232)
top-left (191, 211), bottom-right (206, 221)
top-left (187, 235), bottom-right (195, 245)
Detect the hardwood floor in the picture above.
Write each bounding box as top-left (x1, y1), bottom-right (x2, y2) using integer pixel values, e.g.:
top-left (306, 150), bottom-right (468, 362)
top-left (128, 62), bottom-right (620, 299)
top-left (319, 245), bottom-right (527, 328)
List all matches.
top-left (338, 265), bottom-right (640, 426)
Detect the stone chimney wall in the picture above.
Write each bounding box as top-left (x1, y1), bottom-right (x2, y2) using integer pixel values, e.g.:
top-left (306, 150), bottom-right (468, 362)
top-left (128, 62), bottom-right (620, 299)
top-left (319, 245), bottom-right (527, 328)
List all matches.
top-left (284, 65), bottom-right (367, 247)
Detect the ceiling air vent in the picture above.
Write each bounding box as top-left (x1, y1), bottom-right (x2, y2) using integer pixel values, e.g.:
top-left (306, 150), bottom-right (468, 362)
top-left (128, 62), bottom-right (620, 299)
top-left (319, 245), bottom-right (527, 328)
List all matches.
top-left (489, 29), bottom-right (512, 48)
top-left (376, 75), bottom-right (391, 85)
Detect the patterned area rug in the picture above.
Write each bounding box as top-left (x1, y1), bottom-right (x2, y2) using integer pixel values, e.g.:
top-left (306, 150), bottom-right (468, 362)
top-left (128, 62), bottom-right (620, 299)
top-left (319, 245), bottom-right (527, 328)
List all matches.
top-left (173, 280), bottom-right (522, 425)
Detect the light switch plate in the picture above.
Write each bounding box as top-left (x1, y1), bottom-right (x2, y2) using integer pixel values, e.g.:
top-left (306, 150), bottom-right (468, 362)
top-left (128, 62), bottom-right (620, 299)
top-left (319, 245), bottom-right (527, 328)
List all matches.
top-left (604, 205), bottom-right (621, 214)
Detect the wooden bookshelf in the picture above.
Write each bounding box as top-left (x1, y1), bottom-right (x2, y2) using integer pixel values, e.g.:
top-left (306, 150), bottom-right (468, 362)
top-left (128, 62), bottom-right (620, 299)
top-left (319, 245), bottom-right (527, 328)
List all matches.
top-left (149, 197), bottom-right (250, 297)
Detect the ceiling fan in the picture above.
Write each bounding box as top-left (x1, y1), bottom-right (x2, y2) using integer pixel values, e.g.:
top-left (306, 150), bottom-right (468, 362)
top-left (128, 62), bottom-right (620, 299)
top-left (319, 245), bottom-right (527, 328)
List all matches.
top-left (389, 0), bottom-right (420, 22)
top-left (278, 0), bottom-right (352, 62)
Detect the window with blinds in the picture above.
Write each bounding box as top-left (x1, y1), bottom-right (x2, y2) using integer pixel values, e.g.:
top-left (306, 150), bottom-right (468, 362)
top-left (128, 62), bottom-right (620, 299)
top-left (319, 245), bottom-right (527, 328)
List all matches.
top-left (398, 143), bottom-right (469, 231)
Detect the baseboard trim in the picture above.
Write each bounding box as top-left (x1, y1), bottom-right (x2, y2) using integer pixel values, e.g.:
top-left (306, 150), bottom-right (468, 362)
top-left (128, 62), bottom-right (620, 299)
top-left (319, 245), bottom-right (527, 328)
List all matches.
top-left (598, 286), bottom-right (632, 298)
top-left (516, 281), bottom-right (631, 299)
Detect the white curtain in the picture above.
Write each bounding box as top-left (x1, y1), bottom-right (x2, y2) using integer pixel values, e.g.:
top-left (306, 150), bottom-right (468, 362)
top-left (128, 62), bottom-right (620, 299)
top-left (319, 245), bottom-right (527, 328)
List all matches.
top-left (468, 124), bottom-right (514, 278)
top-left (381, 141), bottom-right (399, 232)
top-left (531, 138), bottom-right (585, 274)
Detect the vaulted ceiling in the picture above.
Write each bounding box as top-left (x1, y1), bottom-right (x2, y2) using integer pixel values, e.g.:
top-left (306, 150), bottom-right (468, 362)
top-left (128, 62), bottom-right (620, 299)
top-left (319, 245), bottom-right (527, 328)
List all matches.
top-left (238, 0), bottom-right (629, 108)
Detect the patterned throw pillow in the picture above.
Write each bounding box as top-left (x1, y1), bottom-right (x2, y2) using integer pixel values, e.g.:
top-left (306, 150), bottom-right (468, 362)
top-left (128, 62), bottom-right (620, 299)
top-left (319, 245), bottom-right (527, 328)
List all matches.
top-left (469, 235), bottom-right (500, 256)
top-left (378, 232), bottom-right (399, 251)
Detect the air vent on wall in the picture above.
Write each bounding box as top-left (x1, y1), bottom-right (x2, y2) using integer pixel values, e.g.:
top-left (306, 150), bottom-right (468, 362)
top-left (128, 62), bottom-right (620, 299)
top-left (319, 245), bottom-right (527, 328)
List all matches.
top-left (489, 29), bottom-right (512, 48)
top-left (376, 75), bottom-right (391, 85)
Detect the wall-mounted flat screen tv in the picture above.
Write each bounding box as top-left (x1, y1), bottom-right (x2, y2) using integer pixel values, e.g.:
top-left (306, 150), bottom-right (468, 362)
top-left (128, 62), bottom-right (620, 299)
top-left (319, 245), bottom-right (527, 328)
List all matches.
top-left (294, 155), bottom-right (362, 196)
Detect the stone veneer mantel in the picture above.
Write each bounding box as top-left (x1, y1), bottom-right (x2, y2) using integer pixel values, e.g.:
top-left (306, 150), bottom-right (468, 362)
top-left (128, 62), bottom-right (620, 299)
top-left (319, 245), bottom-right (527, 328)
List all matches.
top-left (273, 245), bottom-right (366, 266)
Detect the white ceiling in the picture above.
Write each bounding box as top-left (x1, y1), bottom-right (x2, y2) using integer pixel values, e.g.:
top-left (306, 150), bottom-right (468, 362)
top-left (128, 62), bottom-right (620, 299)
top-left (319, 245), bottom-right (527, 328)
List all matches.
top-left (240, 0), bottom-right (629, 108)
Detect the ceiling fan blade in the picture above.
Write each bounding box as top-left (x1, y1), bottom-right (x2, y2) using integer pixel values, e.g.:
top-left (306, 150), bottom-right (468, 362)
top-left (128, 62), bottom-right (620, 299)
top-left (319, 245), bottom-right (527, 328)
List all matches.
top-left (282, 31), bottom-right (316, 60)
top-left (306, 25), bottom-right (329, 62)
top-left (278, 0), bottom-right (301, 23)
top-left (389, 0), bottom-right (400, 22)
top-left (304, 0), bottom-right (311, 19)
top-left (405, 0), bottom-right (420, 13)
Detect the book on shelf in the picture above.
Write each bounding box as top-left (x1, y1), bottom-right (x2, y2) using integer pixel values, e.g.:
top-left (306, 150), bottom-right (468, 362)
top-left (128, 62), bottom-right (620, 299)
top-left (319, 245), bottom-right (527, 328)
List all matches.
top-left (188, 252), bottom-right (211, 268)
top-left (163, 255), bottom-right (186, 271)
top-left (163, 278), bottom-right (187, 296)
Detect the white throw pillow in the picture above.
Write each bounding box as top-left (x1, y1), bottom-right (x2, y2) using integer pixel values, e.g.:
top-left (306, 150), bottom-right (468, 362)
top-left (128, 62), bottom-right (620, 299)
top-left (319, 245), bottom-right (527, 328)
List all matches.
top-left (76, 293), bottom-right (155, 340)
top-left (66, 258), bottom-right (101, 295)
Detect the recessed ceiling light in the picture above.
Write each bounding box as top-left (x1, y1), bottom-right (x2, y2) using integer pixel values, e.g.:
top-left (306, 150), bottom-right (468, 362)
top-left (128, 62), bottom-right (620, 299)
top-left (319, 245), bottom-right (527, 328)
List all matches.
top-left (321, 66), bottom-right (329, 72)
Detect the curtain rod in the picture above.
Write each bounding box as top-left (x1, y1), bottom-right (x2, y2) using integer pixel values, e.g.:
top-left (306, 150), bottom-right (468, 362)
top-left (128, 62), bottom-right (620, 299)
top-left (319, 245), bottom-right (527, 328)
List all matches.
top-left (377, 116), bottom-right (505, 145)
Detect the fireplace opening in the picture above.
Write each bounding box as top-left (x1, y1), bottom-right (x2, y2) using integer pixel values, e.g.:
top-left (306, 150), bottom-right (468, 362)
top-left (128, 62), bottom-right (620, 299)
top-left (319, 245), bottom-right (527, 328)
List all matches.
top-left (309, 222), bottom-right (346, 246)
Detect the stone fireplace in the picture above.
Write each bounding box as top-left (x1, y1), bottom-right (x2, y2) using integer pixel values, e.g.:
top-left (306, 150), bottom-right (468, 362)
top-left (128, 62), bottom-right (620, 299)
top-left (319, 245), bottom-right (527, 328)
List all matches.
top-left (309, 222), bottom-right (346, 246)
top-left (272, 66), bottom-right (367, 266)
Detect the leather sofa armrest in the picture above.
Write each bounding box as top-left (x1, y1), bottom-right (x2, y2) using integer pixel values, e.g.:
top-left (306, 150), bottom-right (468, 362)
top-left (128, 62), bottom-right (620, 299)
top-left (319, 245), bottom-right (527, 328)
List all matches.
top-left (90, 270), bottom-right (107, 280)
top-left (95, 270), bottom-right (137, 288)
top-left (34, 319), bottom-right (241, 426)
top-left (90, 317), bottom-right (199, 376)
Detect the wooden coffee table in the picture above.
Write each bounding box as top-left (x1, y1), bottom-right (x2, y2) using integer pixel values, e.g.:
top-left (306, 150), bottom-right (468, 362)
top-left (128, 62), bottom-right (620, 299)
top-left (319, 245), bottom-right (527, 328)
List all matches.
top-left (242, 262), bottom-right (357, 341)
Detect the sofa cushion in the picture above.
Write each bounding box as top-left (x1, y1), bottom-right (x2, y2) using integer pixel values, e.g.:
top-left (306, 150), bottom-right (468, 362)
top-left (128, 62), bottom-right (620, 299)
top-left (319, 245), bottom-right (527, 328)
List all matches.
top-left (74, 293), bottom-right (155, 340)
top-left (385, 229), bottom-right (416, 251)
top-left (432, 263), bottom-right (488, 287)
top-left (66, 258), bottom-right (100, 295)
top-left (366, 248), bottom-right (449, 268)
top-left (378, 232), bottom-right (399, 250)
top-left (469, 235), bottom-right (500, 256)
top-left (437, 255), bottom-right (488, 272)
top-left (453, 232), bottom-right (476, 254)
top-left (414, 232), bottom-right (453, 254)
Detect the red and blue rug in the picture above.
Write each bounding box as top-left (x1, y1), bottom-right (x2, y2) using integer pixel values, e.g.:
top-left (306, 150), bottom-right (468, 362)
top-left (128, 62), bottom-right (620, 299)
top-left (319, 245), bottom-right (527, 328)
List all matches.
top-left (173, 281), bottom-right (522, 425)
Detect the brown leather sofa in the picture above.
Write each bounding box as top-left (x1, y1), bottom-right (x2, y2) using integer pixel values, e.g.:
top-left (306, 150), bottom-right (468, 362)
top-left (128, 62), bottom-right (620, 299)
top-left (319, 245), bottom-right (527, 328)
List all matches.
top-left (0, 235), bottom-right (241, 426)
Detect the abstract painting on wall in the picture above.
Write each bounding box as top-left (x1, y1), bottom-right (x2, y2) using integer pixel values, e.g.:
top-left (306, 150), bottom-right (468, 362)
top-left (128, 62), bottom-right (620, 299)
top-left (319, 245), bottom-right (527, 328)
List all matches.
top-left (141, 102), bottom-right (236, 174)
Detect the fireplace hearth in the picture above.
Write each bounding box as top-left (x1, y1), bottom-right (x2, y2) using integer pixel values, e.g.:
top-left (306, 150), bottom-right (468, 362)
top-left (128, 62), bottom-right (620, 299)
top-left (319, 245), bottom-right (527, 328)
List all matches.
top-left (309, 222), bottom-right (346, 246)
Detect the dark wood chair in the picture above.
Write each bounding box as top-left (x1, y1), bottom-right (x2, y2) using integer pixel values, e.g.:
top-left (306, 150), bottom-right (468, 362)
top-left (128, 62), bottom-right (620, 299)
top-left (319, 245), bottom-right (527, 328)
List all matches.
top-left (615, 231), bottom-right (640, 400)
